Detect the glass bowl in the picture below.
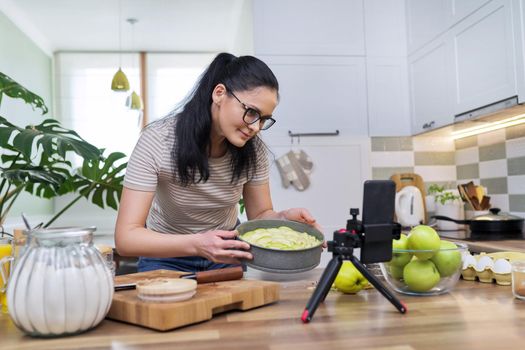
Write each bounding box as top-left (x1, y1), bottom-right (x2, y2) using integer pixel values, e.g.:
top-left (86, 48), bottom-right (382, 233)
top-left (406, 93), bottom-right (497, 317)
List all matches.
top-left (379, 242), bottom-right (468, 296)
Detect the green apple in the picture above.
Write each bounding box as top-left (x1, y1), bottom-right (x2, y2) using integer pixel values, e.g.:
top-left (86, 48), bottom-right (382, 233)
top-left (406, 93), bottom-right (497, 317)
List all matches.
top-left (389, 264), bottom-right (404, 280)
top-left (407, 225), bottom-right (441, 260)
top-left (431, 240), bottom-right (462, 277)
top-left (334, 261), bottom-right (369, 294)
top-left (390, 233), bottom-right (412, 267)
top-left (403, 259), bottom-right (441, 292)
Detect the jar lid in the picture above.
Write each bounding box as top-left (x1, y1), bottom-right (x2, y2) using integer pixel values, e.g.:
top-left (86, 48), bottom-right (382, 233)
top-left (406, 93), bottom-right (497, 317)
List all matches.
top-left (136, 278), bottom-right (197, 296)
top-left (30, 226), bottom-right (97, 239)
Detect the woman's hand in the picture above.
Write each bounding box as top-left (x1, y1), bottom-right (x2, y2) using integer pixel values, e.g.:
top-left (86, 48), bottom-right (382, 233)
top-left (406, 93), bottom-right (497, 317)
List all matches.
top-left (194, 230), bottom-right (253, 264)
top-left (281, 208), bottom-right (327, 248)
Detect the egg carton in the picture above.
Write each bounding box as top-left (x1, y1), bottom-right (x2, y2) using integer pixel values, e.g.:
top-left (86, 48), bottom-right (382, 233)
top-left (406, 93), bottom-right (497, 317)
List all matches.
top-left (461, 251), bottom-right (525, 285)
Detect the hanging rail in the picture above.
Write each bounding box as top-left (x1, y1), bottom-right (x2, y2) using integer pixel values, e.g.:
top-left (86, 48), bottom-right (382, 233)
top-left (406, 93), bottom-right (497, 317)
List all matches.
top-left (288, 130), bottom-right (340, 137)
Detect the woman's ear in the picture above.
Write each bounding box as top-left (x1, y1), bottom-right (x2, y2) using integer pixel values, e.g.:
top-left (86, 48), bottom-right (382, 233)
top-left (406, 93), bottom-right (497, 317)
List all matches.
top-left (212, 84), bottom-right (227, 105)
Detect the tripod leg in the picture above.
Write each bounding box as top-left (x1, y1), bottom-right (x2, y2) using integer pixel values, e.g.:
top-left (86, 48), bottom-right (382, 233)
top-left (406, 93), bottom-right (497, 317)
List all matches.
top-left (349, 256), bottom-right (407, 314)
top-left (302, 256), bottom-right (342, 323)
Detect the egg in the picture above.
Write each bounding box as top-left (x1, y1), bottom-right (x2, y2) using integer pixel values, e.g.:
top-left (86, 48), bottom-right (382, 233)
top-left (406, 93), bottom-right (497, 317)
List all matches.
top-left (492, 258), bottom-right (512, 274)
top-left (475, 255), bottom-right (494, 272)
top-left (462, 253), bottom-right (477, 270)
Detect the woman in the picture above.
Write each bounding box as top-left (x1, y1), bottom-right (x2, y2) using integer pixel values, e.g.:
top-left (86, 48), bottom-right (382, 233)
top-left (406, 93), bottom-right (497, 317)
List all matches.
top-left (115, 52), bottom-right (321, 273)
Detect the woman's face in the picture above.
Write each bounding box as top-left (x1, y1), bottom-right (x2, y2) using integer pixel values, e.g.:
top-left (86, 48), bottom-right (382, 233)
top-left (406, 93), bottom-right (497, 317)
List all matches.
top-left (211, 84), bottom-right (278, 148)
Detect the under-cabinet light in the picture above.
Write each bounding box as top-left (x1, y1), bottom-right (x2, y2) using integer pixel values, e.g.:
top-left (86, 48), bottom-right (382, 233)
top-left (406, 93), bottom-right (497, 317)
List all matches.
top-left (451, 114), bottom-right (525, 139)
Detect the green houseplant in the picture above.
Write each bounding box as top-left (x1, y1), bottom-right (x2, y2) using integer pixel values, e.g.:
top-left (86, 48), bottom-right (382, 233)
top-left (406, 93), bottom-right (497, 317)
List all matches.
top-left (0, 72), bottom-right (127, 228)
top-left (427, 184), bottom-right (464, 230)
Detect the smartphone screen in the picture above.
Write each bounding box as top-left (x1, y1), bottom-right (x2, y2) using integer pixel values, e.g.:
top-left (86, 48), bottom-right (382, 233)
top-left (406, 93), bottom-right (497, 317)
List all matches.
top-left (360, 180), bottom-right (396, 263)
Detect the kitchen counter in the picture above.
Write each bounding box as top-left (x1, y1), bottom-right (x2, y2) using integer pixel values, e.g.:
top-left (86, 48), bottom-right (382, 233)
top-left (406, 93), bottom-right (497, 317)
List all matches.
top-left (1, 269), bottom-right (525, 350)
top-left (453, 238), bottom-right (525, 254)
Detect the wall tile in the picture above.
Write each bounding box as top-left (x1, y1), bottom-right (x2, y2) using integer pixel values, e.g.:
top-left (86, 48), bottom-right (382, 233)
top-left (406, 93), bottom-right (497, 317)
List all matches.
top-left (455, 136), bottom-right (477, 149)
top-left (508, 175), bottom-right (525, 194)
top-left (479, 143), bottom-right (506, 161)
top-left (455, 147), bottom-right (479, 165)
top-left (488, 194), bottom-right (510, 212)
top-left (506, 137), bottom-right (525, 158)
top-left (506, 123), bottom-right (525, 140)
top-left (414, 152), bottom-right (455, 166)
top-left (457, 163), bottom-right (480, 180)
top-left (372, 167), bottom-right (414, 180)
top-left (478, 129), bottom-right (506, 146)
top-left (414, 165), bottom-right (456, 182)
top-left (370, 151), bottom-right (414, 167)
top-left (413, 136), bottom-right (454, 151)
top-left (480, 177), bottom-right (508, 195)
top-left (479, 159), bottom-right (508, 178)
top-left (509, 194), bottom-right (525, 212)
top-left (508, 156), bottom-right (525, 176)
top-left (371, 137), bottom-right (412, 152)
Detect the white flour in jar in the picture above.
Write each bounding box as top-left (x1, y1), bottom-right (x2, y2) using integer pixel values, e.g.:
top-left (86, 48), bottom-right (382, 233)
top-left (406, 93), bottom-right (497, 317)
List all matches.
top-left (9, 254), bottom-right (112, 335)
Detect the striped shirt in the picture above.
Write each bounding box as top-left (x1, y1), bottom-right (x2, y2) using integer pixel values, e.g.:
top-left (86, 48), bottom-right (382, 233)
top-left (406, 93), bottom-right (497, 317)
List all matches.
top-left (123, 116), bottom-right (269, 235)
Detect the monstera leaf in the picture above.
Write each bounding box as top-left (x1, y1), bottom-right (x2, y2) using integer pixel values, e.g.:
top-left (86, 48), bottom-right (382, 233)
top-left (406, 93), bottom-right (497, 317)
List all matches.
top-left (0, 116), bottom-right (101, 162)
top-left (0, 72), bottom-right (48, 114)
top-left (1, 166), bottom-right (67, 198)
top-left (71, 152), bottom-right (127, 210)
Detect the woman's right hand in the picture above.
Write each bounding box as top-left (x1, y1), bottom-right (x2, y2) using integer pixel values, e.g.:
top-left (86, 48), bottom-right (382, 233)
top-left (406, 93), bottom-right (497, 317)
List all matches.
top-left (194, 230), bottom-right (253, 264)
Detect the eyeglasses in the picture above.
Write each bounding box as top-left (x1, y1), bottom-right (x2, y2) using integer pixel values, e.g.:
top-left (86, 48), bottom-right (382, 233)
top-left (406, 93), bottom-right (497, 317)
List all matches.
top-left (227, 89), bottom-right (276, 130)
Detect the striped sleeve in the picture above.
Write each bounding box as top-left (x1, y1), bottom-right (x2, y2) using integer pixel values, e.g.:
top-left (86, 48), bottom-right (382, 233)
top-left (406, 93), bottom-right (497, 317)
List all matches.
top-left (246, 142), bottom-right (270, 185)
top-left (123, 125), bottom-right (165, 191)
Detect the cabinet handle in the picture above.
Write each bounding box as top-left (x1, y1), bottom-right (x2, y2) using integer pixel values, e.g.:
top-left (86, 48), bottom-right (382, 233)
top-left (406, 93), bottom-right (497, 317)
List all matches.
top-left (422, 121), bottom-right (435, 129)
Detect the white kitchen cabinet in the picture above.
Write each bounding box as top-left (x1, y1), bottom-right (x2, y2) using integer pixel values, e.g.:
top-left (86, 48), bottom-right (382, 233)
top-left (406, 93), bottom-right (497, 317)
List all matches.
top-left (451, 0), bottom-right (518, 115)
top-left (512, 0), bottom-right (525, 103)
top-left (258, 55), bottom-right (368, 137)
top-left (408, 35), bottom-right (454, 134)
top-left (406, 0), bottom-right (493, 54)
top-left (252, 0), bottom-right (365, 56)
top-left (367, 57), bottom-right (411, 136)
top-left (406, 0), bottom-right (449, 54)
top-left (446, 0), bottom-right (492, 24)
top-left (364, 0), bottom-right (411, 136)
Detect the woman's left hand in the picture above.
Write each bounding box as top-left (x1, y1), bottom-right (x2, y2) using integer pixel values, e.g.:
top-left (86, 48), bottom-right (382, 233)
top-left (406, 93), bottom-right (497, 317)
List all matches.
top-left (281, 208), bottom-right (327, 248)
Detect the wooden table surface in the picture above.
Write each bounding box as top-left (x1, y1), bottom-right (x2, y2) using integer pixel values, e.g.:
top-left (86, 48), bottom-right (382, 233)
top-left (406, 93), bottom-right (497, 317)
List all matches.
top-left (1, 269), bottom-right (525, 350)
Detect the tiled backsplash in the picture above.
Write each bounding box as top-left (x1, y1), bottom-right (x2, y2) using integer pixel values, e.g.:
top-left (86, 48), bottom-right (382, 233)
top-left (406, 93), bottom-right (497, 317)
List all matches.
top-left (370, 123), bottom-right (525, 217)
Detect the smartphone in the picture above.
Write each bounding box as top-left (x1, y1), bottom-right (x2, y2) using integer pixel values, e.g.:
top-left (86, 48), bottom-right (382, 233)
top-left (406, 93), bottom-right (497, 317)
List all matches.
top-left (360, 180), bottom-right (396, 264)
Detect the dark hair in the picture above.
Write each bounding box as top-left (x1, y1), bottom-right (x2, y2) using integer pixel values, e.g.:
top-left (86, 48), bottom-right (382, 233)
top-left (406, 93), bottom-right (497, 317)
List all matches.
top-left (173, 52), bottom-right (279, 186)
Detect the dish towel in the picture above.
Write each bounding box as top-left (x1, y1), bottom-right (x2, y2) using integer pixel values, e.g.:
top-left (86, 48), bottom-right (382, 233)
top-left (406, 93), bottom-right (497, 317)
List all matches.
top-left (275, 150), bottom-right (313, 191)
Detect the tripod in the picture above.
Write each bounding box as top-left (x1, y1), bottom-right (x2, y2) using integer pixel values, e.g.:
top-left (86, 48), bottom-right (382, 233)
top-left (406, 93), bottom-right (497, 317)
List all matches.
top-left (301, 208), bottom-right (407, 323)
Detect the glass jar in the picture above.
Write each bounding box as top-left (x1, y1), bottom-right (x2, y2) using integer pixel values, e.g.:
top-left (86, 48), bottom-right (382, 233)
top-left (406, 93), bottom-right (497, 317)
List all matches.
top-left (511, 260), bottom-right (525, 301)
top-left (6, 226), bottom-right (114, 337)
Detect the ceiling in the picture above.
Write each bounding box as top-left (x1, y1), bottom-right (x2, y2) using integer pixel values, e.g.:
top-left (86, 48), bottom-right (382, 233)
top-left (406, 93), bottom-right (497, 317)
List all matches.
top-left (0, 0), bottom-right (254, 55)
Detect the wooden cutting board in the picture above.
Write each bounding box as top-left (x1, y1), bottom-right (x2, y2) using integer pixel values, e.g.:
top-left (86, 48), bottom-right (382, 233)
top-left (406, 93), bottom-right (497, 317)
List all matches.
top-left (107, 270), bottom-right (280, 331)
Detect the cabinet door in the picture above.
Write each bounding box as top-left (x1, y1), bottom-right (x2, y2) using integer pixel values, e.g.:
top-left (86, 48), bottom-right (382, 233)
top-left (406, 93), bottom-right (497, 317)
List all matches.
top-left (513, 0), bottom-right (525, 103)
top-left (408, 37), bottom-right (454, 134)
top-left (258, 56), bottom-right (368, 137)
top-left (451, 0), bottom-right (517, 114)
top-left (406, 0), bottom-right (448, 53)
top-left (252, 0), bottom-right (365, 56)
top-left (367, 57), bottom-right (411, 136)
top-left (446, 0), bottom-right (492, 24)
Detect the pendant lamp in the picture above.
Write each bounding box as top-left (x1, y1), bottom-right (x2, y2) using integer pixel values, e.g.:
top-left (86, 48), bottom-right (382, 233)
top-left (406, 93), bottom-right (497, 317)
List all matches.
top-left (111, 0), bottom-right (129, 92)
top-left (126, 91), bottom-right (143, 110)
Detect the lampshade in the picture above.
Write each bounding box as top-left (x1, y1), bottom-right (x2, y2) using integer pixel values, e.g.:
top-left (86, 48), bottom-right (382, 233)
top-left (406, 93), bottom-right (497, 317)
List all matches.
top-left (126, 90), bottom-right (143, 110)
top-left (111, 67), bottom-right (130, 92)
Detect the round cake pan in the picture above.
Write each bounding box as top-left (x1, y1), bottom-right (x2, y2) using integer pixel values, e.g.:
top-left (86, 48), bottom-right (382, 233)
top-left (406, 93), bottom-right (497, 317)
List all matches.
top-left (236, 219), bottom-right (324, 274)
